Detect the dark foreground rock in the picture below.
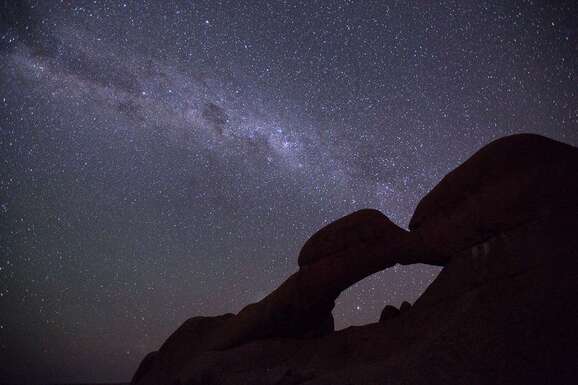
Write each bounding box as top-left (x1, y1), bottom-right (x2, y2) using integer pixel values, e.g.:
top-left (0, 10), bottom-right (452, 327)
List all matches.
top-left (409, 133), bottom-right (578, 257)
top-left (132, 134), bottom-right (578, 385)
top-left (131, 314), bottom-right (234, 384)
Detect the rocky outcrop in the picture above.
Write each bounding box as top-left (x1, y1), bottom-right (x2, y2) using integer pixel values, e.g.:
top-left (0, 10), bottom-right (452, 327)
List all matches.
top-left (409, 134), bottom-right (578, 258)
top-left (131, 134), bottom-right (578, 385)
top-left (298, 209), bottom-right (393, 266)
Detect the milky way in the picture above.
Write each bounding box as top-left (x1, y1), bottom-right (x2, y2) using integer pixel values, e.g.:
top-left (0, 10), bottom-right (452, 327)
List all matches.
top-left (1, 1), bottom-right (577, 383)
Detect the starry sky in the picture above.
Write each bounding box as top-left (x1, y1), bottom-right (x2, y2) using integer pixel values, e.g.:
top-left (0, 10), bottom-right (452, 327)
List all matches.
top-left (1, 0), bottom-right (577, 383)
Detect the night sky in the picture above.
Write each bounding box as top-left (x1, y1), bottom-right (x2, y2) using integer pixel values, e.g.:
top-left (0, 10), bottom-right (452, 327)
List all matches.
top-left (1, 0), bottom-right (577, 383)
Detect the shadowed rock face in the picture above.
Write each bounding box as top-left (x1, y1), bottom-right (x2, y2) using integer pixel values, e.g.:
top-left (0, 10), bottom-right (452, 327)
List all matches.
top-left (410, 134), bottom-right (578, 257)
top-left (131, 134), bottom-right (578, 385)
top-left (298, 209), bottom-right (393, 266)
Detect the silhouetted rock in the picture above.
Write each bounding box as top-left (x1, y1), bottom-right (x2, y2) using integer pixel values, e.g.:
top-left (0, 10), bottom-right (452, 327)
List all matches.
top-left (298, 209), bottom-right (392, 266)
top-left (132, 314), bottom-right (233, 385)
top-left (132, 134), bottom-right (578, 385)
top-left (409, 134), bottom-right (578, 258)
top-left (379, 305), bottom-right (399, 322)
top-left (131, 351), bottom-right (157, 384)
top-left (399, 301), bottom-right (411, 313)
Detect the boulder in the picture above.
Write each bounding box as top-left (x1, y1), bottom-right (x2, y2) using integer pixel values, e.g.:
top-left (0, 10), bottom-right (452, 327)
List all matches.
top-left (298, 209), bottom-right (393, 266)
top-left (409, 134), bottom-right (578, 258)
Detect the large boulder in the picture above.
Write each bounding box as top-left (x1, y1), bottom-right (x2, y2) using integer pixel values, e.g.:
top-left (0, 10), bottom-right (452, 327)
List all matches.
top-left (298, 209), bottom-right (394, 266)
top-left (409, 134), bottom-right (578, 258)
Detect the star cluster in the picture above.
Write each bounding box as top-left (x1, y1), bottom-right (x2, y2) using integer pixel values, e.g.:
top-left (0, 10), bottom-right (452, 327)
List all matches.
top-left (1, 1), bottom-right (577, 383)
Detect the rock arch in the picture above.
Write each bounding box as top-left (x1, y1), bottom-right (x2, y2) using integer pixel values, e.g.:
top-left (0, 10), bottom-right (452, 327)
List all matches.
top-left (132, 134), bottom-right (578, 385)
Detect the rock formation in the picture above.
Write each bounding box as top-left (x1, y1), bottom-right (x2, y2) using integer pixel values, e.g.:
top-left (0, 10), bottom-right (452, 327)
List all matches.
top-left (409, 133), bottom-right (578, 257)
top-left (131, 134), bottom-right (578, 385)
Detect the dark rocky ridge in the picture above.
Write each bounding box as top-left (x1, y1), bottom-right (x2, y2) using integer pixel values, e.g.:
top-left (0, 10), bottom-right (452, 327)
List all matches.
top-left (131, 134), bottom-right (578, 385)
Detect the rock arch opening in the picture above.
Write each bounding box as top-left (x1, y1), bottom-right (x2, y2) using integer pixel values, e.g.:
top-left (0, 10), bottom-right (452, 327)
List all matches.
top-left (332, 264), bottom-right (442, 330)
